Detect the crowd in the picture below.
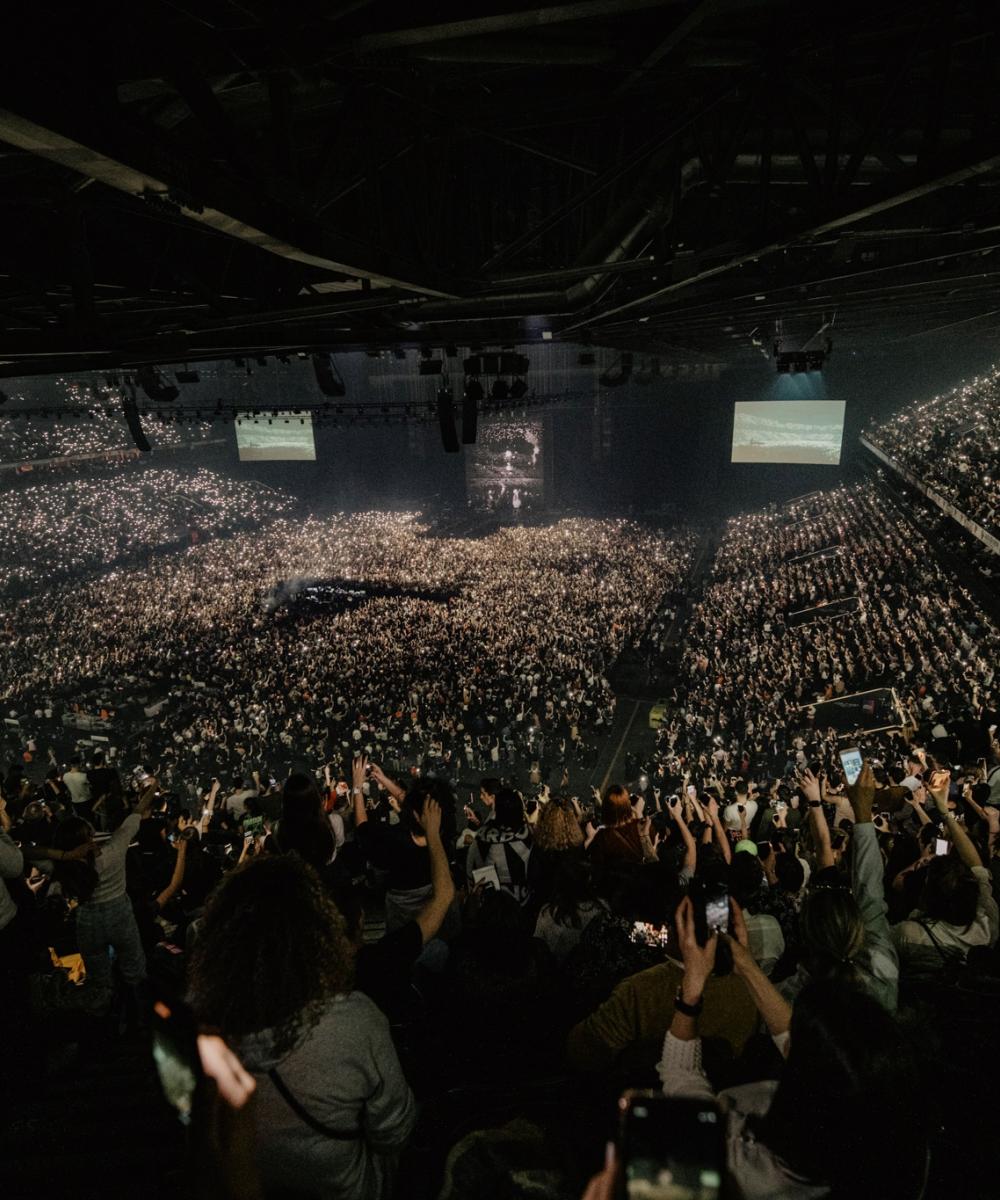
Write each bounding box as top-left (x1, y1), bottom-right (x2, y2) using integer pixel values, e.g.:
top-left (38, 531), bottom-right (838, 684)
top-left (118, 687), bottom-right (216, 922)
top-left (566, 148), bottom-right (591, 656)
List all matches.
top-left (2, 477), bottom-right (999, 1200)
top-left (0, 376), bottom-right (215, 463)
top-left (865, 368), bottom-right (1000, 538)
top-left (654, 481), bottom-right (1000, 787)
top-left (0, 465), bottom-right (298, 593)
top-left (0, 512), bottom-right (693, 790)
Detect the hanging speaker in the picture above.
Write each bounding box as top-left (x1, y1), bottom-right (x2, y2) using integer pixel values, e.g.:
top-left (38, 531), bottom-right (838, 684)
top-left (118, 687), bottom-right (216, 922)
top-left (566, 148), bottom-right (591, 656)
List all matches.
top-left (462, 380), bottom-right (482, 445)
top-left (436, 386), bottom-right (459, 453)
top-left (123, 397), bottom-right (151, 452)
top-left (311, 352), bottom-right (346, 397)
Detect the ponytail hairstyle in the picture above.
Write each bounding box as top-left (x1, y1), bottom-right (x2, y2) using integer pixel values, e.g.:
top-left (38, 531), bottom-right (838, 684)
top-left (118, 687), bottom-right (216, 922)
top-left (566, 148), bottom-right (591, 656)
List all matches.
top-left (798, 886), bottom-right (865, 983)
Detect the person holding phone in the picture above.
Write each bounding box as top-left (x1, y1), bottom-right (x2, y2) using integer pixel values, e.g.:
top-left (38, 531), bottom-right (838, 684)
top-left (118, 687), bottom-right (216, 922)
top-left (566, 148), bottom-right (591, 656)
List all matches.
top-left (566, 877), bottom-right (759, 1075)
top-left (615, 895), bottom-right (931, 1200)
top-left (782, 764), bottom-right (899, 1012)
top-left (890, 769), bottom-right (999, 982)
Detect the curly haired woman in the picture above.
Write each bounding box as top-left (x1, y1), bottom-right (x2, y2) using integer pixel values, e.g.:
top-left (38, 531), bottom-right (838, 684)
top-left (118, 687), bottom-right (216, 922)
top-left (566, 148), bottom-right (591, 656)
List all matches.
top-left (188, 855), bottom-right (416, 1200)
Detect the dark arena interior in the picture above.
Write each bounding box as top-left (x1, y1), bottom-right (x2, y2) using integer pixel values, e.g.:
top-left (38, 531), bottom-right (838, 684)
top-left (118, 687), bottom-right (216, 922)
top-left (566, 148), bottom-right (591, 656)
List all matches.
top-left (4, 4), bottom-right (1000, 1199)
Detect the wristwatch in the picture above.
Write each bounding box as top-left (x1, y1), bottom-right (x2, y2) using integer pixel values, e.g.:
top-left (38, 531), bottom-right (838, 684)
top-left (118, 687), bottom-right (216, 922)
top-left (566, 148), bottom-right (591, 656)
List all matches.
top-left (674, 988), bottom-right (704, 1018)
top-left (808, 800), bottom-right (821, 808)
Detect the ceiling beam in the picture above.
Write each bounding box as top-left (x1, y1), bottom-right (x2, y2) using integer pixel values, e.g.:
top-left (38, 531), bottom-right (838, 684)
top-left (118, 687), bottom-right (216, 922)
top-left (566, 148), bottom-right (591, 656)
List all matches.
top-left (0, 106), bottom-right (462, 299)
top-left (342, 0), bottom-right (689, 53)
top-left (404, 37), bottom-right (617, 66)
top-left (614, 0), bottom-right (726, 95)
top-left (567, 135), bottom-right (1000, 328)
top-left (481, 87), bottom-right (736, 271)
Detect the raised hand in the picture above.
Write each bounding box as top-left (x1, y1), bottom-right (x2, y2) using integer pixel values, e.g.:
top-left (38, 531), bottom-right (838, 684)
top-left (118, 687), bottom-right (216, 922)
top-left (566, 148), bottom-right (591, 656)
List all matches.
top-left (846, 761), bottom-right (876, 823)
top-left (419, 796), bottom-right (442, 840)
top-left (800, 768), bottom-right (822, 806)
top-left (927, 769), bottom-right (951, 813)
top-left (674, 895), bottom-right (717, 987)
top-left (351, 754), bottom-right (368, 793)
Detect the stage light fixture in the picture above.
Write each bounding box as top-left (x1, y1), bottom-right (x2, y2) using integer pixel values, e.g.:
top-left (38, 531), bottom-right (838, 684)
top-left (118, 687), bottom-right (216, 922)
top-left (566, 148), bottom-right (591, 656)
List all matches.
top-left (509, 379), bottom-right (528, 400)
top-left (491, 379), bottom-right (509, 401)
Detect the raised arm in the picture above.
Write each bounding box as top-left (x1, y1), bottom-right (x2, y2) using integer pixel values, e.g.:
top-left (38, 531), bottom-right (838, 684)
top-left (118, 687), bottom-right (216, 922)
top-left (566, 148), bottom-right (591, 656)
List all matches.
top-left (904, 786), bottom-right (932, 826)
top-left (200, 778), bottom-right (221, 836)
top-left (370, 762), bottom-right (405, 806)
top-left (351, 755), bottom-right (369, 830)
top-left (845, 760), bottom-right (898, 1010)
top-left (135, 778), bottom-right (161, 818)
top-left (414, 798), bottom-right (456, 944)
top-left (154, 836), bottom-right (189, 910)
top-left (725, 900), bottom-right (791, 1045)
top-left (927, 769), bottom-right (982, 870)
top-left (802, 769), bottom-right (834, 869)
top-left (705, 795), bottom-right (731, 864)
top-left (668, 796), bottom-right (697, 876)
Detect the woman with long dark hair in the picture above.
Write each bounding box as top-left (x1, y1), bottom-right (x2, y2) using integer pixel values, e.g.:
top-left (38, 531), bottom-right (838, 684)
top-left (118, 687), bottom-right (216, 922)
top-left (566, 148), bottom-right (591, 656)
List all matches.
top-left (188, 855), bottom-right (415, 1200)
top-left (271, 772), bottom-right (337, 874)
top-left (648, 897), bottom-right (929, 1200)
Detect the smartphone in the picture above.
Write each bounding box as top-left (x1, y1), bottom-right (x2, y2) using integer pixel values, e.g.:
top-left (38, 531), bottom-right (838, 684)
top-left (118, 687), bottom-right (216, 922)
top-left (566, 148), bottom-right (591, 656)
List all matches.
top-left (686, 785), bottom-right (697, 799)
top-left (756, 840), bottom-right (772, 858)
top-left (619, 1090), bottom-right (724, 1200)
top-left (839, 747), bottom-right (863, 786)
top-left (935, 838), bottom-right (950, 856)
top-left (704, 882), bottom-right (729, 935)
top-left (153, 999), bottom-right (254, 1124)
top-left (152, 998), bottom-right (202, 1124)
top-left (243, 832), bottom-right (254, 846)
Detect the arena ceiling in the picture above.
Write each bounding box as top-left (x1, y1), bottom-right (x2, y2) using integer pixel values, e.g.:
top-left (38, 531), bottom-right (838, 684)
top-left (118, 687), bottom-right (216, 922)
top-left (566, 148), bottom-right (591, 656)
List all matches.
top-left (1, 1), bottom-right (1000, 378)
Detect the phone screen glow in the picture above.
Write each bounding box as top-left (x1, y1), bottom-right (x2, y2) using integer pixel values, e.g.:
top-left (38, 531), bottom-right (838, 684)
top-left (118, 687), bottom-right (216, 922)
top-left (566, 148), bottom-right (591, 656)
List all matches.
top-left (840, 749), bottom-right (863, 785)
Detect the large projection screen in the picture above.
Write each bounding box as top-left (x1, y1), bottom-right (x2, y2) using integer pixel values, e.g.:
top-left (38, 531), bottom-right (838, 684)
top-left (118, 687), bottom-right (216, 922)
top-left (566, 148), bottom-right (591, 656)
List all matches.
top-left (731, 400), bottom-right (846, 465)
top-left (466, 417), bottom-right (544, 512)
top-left (236, 413), bottom-right (316, 461)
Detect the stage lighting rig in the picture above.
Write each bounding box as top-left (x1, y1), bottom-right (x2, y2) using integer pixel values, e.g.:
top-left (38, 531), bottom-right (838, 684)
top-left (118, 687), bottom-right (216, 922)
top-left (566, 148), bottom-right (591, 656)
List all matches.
top-left (773, 315), bottom-right (835, 374)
